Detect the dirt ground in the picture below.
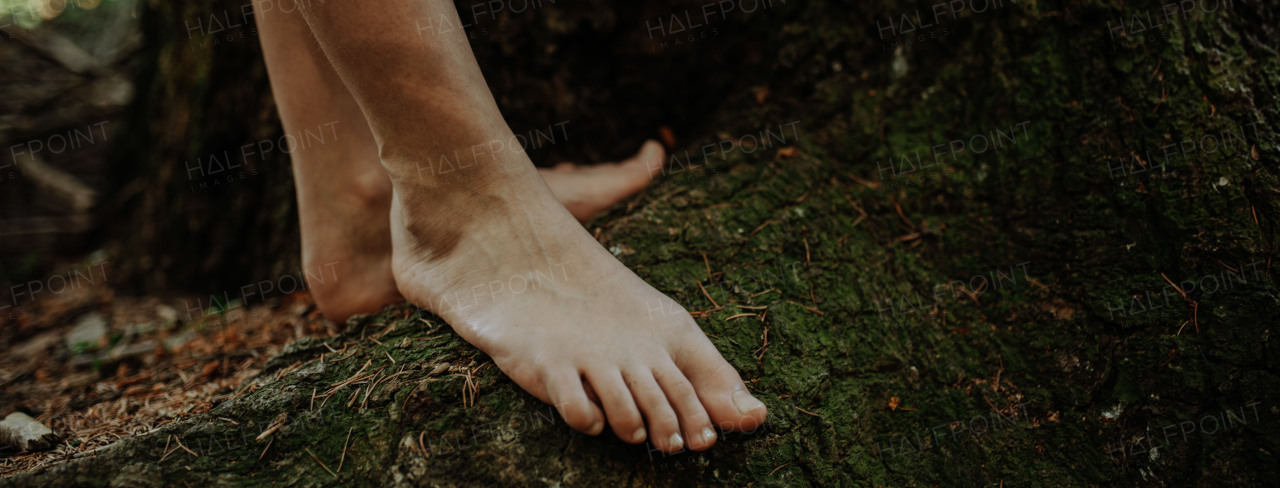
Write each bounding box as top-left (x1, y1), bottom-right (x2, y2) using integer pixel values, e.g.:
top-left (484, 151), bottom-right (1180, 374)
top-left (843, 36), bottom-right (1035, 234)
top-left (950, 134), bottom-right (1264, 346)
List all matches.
top-left (0, 274), bottom-right (336, 476)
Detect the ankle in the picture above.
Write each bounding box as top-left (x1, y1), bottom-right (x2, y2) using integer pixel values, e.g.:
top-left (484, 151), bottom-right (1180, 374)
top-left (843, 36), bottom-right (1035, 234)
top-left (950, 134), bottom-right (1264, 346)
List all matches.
top-left (343, 165), bottom-right (393, 209)
top-left (378, 124), bottom-right (536, 186)
top-left (387, 155), bottom-right (554, 218)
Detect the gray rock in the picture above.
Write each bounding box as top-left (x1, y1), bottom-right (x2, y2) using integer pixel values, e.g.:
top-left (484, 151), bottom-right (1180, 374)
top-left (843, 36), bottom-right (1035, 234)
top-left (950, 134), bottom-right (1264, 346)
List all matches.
top-left (64, 312), bottom-right (108, 351)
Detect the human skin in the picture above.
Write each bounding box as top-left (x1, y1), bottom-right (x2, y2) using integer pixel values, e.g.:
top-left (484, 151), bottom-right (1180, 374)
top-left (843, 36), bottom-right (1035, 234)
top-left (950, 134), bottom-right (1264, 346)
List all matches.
top-left (255, 0), bottom-right (767, 453)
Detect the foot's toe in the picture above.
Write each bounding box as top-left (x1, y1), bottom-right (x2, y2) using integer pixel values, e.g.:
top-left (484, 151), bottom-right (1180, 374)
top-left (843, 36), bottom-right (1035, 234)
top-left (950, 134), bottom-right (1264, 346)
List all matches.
top-left (621, 139), bottom-right (667, 182)
top-left (584, 367), bottom-right (647, 444)
top-left (623, 367), bottom-right (684, 453)
top-left (676, 335), bottom-right (768, 433)
top-left (545, 367), bottom-right (606, 435)
top-left (539, 140), bottom-right (667, 223)
top-left (653, 363), bottom-right (717, 451)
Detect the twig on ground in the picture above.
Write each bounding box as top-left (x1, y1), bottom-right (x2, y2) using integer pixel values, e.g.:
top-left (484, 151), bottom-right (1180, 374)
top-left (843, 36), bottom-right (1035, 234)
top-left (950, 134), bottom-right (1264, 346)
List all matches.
top-left (698, 282), bottom-right (720, 309)
top-left (755, 327), bottom-right (770, 362)
top-left (786, 300), bottom-right (824, 315)
top-left (750, 289), bottom-right (779, 298)
top-left (305, 448), bottom-right (337, 478)
top-left (338, 427), bottom-right (353, 472)
top-left (159, 435), bottom-right (175, 463)
top-left (259, 437), bottom-right (274, 460)
top-left (255, 413), bottom-right (288, 442)
top-left (795, 406), bottom-right (821, 417)
top-left (173, 436), bottom-right (197, 458)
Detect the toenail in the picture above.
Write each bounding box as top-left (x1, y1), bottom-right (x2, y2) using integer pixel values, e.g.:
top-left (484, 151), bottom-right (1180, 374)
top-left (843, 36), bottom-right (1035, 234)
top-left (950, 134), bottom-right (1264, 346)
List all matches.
top-left (733, 389), bottom-right (766, 415)
top-left (589, 419), bottom-right (604, 435)
top-left (700, 427), bottom-right (717, 444)
top-left (631, 427), bottom-right (646, 442)
top-left (669, 433), bottom-right (684, 449)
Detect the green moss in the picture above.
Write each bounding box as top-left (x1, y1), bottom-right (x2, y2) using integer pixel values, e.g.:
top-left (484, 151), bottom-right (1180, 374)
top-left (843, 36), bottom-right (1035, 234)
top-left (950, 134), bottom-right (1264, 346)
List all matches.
top-left (10, 0), bottom-right (1280, 487)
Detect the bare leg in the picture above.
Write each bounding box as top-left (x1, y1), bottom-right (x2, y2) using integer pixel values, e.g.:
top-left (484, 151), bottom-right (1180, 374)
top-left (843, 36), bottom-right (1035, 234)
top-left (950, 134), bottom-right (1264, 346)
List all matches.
top-left (290, 0), bottom-right (766, 451)
top-left (256, 2), bottom-right (667, 322)
top-left (255, 1), bottom-right (401, 322)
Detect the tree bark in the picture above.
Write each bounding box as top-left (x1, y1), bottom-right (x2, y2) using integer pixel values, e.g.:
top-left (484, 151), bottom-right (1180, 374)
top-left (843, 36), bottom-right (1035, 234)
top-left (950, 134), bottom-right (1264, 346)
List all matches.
top-left (106, 0), bottom-right (301, 294)
top-left (19, 0), bottom-right (1278, 486)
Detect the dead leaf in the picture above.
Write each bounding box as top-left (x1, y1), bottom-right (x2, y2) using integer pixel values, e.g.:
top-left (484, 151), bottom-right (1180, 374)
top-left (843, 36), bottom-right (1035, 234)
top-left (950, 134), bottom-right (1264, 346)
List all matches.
top-left (754, 85), bottom-right (770, 104)
top-left (659, 126), bottom-right (676, 147)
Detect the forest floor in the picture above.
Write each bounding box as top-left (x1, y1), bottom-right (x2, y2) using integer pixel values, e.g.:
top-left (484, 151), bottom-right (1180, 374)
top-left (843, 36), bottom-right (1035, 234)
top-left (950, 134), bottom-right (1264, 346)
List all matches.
top-left (0, 276), bottom-right (337, 477)
top-left (4, 1), bottom-right (1280, 487)
top-left (3, 106), bottom-right (1277, 486)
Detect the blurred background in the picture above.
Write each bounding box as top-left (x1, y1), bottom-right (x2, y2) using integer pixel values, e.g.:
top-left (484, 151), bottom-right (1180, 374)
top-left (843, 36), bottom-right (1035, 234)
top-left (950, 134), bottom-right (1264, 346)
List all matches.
top-left (1, 0), bottom-right (812, 477)
top-left (1, 0), bottom-right (136, 281)
top-left (0, 0), bottom-right (784, 295)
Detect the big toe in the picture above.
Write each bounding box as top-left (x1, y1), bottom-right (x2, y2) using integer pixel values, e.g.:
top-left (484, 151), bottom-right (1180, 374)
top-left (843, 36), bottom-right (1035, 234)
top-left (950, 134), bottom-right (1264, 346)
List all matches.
top-left (676, 335), bottom-right (768, 433)
top-left (624, 139), bottom-right (667, 181)
top-left (592, 139), bottom-right (666, 198)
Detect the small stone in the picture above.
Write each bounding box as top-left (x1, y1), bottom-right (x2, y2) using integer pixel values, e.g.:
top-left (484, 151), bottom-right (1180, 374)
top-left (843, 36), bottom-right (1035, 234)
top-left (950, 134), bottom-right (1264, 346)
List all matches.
top-left (0, 412), bottom-right (59, 451)
top-left (294, 360), bottom-right (327, 380)
top-left (163, 329), bottom-right (196, 351)
top-left (155, 304), bottom-right (178, 322)
top-left (64, 312), bottom-right (107, 351)
top-left (608, 243), bottom-right (634, 256)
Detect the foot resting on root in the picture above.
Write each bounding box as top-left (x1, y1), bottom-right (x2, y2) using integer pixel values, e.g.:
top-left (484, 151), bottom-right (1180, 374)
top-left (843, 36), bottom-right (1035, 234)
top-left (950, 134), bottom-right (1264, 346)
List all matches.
top-left (256, 0), bottom-right (767, 454)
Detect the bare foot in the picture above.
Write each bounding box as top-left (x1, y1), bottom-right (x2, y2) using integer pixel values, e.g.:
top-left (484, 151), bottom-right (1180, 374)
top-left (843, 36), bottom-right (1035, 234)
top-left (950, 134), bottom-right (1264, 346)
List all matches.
top-left (388, 145), bottom-right (767, 453)
top-left (258, 0), bottom-right (662, 323)
top-left (294, 141), bottom-right (404, 324)
top-left (269, 0), bottom-right (763, 455)
top-left (305, 142), bottom-right (666, 322)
